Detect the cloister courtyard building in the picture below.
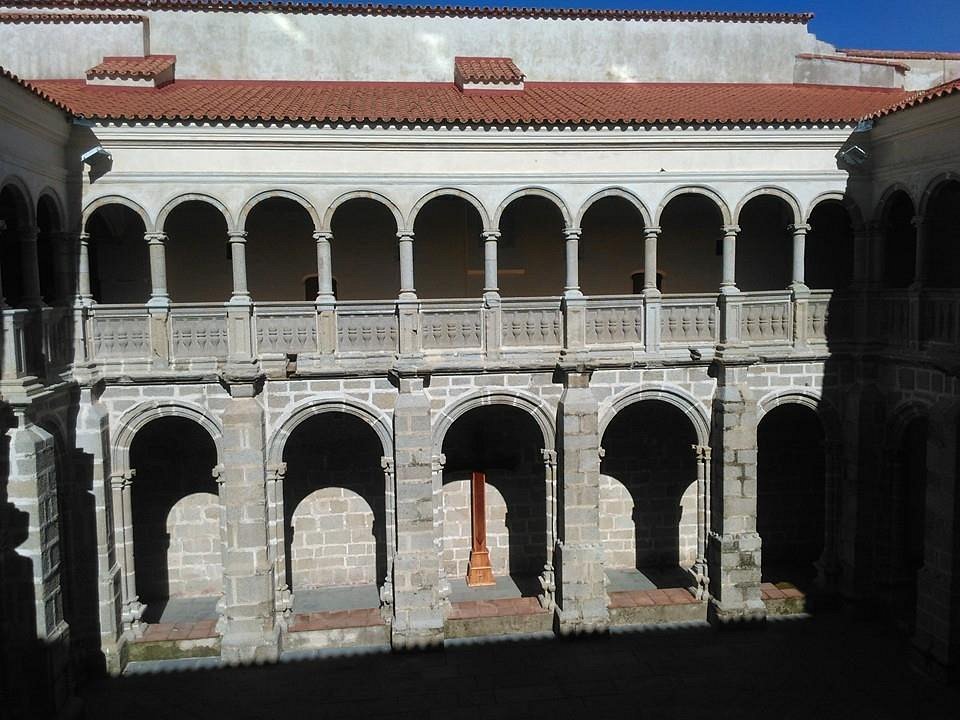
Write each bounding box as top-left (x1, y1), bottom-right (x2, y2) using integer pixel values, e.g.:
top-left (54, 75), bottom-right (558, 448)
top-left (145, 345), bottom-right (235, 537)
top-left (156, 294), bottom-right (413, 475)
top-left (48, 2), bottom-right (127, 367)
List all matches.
top-left (0, 2), bottom-right (959, 717)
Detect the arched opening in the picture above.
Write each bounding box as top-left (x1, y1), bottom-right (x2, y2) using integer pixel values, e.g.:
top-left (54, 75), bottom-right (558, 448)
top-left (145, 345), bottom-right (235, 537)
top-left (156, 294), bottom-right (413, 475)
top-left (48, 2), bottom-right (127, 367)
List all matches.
top-left (441, 405), bottom-right (548, 598)
top-left (658, 193), bottom-right (724, 293)
top-left (806, 200), bottom-right (854, 290)
top-left (412, 195), bottom-right (484, 299)
top-left (924, 179), bottom-right (960, 288)
top-left (736, 195), bottom-right (793, 291)
top-left (600, 400), bottom-right (699, 591)
top-left (85, 203), bottom-right (149, 303)
top-left (130, 417), bottom-right (221, 623)
top-left (881, 191), bottom-right (916, 289)
top-left (329, 198), bottom-right (399, 300)
top-left (245, 197), bottom-right (316, 301)
top-left (892, 415), bottom-right (928, 633)
top-left (496, 195), bottom-right (565, 297)
top-left (163, 200), bottom-right (231, 302)
top-left (579, 196), bottom-right (646, 295)
top-left (0, 184), bottom-right (30, 306)
top-left (36, 195), bottom-right (62, 304)
top-left (281, 413), bottom-right (387, 613)
top-left (757, 404), bottom-right (825, 590)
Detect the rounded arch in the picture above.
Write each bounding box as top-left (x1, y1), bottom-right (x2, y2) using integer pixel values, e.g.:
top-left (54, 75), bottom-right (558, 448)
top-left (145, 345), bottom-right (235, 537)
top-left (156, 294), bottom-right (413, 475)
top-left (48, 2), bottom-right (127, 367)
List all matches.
top-left (757, 388), bottom-right (840, 442)
top-left (36, 187), bottom-right (66, 231)
top-left (493, 187), bottom-right (572, 229)
top-left (112, 400), bottom-right (224, 477)
top-left (875, 183), bottom-right (917, 224)
top-left (321, 190), bottom-right (404, 232)
top-left (267, 396), bottom-right (393, 469)
top-left (407, 187), bottom-right (491, 231)
top-left (433, 389), bottom-right (556, 455)
top-left (654, 185), bottom-right (732, 227)
top-left (918, 171), bottom-right (960, 217)
top-left (0, 174), bottom-right (36, 226)
top-left (238, 189), bottom-right (321, 231)
top-left (805, 191), bottom-right (864, 229)
top-left (155, 192), bottom-right (234, 233)
top-left (575, 187), bottom-right (652, 228)
top-left (734, 186), bottom-right (802, 227)
top-left (598, 384), bottom-right (710, 447)
top-left (82, 194), bottom-right (151, 232)
top-left (886, 399), bottom-right (932, 448)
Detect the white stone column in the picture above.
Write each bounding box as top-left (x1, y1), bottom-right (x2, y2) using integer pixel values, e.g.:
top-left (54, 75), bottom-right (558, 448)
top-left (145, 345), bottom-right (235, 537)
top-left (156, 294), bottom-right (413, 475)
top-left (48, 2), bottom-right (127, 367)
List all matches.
top-left (789, 223), bottom-right (810, 291)
top-left (482, 230), bottom-right (500, 302)
top-left (227, 230), bottom-right (250, 304)
top-left (19, 225), bottom-right (43, 306)
top-left (313, 231), bottom-right (336, 305)
top-left (76, 232), bottom-right (93, 305)
top-left (643, 226), bottom-right (661, 295)
top-left (720, 224), bottom-right (739, 294)
top-left (397, 231), bottom-right (416, 301)
top-left (563, 227), bottom-right (582, 298)
top-left (144, 232), bottom-right (170, 306)
top-left (911, 215), bottom-right (926, 287)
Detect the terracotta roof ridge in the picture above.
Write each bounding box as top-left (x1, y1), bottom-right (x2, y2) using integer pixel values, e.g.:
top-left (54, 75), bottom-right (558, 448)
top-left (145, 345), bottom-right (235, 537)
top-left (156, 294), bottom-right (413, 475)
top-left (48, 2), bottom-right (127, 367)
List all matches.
top-left (0, 10), bottom-right (145, 22)
top-left (0, 64), bottom-right (72, 113)
top-left (0, 2), bottom-right (816, 24)
top-left (841, 48), bottom-right (960, 61)
top-left (872, 76), bottom-right (960, 118)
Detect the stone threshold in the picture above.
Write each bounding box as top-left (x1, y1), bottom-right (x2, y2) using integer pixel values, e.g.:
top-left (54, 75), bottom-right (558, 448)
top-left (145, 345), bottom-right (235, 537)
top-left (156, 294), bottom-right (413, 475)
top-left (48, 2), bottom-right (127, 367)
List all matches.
top-left (761, 582), bottom-right (806, 615)
top-left (608, 587), bottom-right (707, 626)
top-left (284, 607), bottom-right (390, 651)
top-left (445, 596), bottom-right (552, 639)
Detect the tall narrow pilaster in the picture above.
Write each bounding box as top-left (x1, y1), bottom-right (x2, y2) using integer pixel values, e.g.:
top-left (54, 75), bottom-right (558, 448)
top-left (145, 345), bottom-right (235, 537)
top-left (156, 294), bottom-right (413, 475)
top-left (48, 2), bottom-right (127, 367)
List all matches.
top-left (708, 362), bottom-right (765, 623)
top-left (390, 374), bottom-right (443, 647)
top-left (219, 386), bottom-right (279, 664)
top-left (555, 369), bottom-right (608, 634)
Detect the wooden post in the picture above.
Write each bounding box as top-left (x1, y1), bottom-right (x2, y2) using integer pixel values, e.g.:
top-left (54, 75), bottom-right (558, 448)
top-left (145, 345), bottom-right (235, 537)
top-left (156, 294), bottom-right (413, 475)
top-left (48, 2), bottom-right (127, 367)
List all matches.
top-left (466, 471), bottom-right (495, 587)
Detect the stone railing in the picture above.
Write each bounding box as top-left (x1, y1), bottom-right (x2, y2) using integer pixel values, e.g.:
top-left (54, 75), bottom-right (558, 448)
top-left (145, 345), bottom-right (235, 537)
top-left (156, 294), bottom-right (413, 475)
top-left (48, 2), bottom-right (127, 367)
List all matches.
top-left (66, 288), bottom-right (960, 376)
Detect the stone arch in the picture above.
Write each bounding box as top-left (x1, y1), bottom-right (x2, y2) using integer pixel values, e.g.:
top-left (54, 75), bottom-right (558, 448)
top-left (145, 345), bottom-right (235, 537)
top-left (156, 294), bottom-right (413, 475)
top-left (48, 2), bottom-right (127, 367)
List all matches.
top-left (112, 400), bottom-right (224, 478)
top-left (493, 187), bottom-right (573, 229)
top-left (407, 188), bottom-right (492, 231)
top-left (36, 187), bottom-right (66, 231)
top-left (575, 187), bottom-right (652, 228)
top-left (598, 384), bottom-right (710, 447)
top-left (757, 388), bottom-right (840, 443)
top-left (806, 191), bottom-right (864, 229)
top-left (918, 171), bottom-right (960, 218)
top-left (81, 194), bottom-right (151, 233)
top-left (267, 396), bottom-right (393, 469)
top-left (238, 189), bottom-right (321, 231)
top-left (433, 389), bottom-right (556, 455)
top-left (654, 185), bottom-right (732, 227)
top-left (321, 190), bottom-right (404, 233)
top-left (875, 183), bottom-right (918, 224)
top-left (155, 192), bottom-right (235, 233)
top-left (886, 399), bottom-right (932, 448)
top-left (734, 186), bottom-right (802, 227)
top-left (0, 174), bottom-right (36, 226)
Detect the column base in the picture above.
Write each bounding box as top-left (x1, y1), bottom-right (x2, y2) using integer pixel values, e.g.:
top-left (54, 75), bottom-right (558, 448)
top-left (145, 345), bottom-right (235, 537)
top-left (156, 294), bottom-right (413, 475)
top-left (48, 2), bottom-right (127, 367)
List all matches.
top-left (390, 614), bottom-right (445, 650)
top-left (220, 621), bottom-right (281, 666)
top-left (466, 550), bottom-right (496, 587)
top-left (707, 597), bottom-right (767, 626)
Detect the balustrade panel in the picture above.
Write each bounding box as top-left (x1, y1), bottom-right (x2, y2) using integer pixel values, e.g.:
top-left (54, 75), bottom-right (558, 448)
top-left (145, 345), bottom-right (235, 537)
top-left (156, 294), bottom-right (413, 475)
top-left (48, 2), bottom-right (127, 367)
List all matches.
top-left (500, 298), bottom-right (563, 349)
top-left (420, 300), bottom-right (483, 351)
top-left (89, 306), bottom-right (151, 360)
top-left (739, 292), bottom-right (792, 345)
top-left (660, 296), bottom-right (718, 346)
top-left (923, 291), bottom-right (960, 346)
top-left (336, 301), bottom-right (399, 354)
top-left (169, 305), bottom-right (229, 360)
top-left (255, 303), bottom-right (318, 355)
top-left (584, 296), bottom-right (645, 347)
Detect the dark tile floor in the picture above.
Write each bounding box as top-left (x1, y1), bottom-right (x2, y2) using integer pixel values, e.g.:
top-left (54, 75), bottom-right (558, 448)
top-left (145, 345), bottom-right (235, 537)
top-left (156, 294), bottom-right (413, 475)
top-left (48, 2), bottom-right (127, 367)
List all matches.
top-left (82, 612), bottom-right (959, 720)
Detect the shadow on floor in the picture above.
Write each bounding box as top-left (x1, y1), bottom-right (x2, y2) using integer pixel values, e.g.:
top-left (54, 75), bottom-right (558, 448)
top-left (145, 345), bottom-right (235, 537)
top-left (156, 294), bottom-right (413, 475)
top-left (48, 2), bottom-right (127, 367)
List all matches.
top-left (81, 612), bottom-right (959, 720)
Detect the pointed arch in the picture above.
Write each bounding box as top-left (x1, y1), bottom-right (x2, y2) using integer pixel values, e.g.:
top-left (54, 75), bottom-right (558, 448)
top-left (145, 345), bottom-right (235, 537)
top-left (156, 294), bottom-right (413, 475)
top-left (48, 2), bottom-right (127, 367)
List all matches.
top-left (322, 190), bottom-right (404, 232)
top-left (655, 185), bottom-right (732, 227)
top-left (238, 189), bottom-right (321, 231)
top-left (407, 187), bottom-right (491, 231)
top-left (575, 187), bottom-right (652, 228)
top-left (493, 187), bottom-right (572, 229)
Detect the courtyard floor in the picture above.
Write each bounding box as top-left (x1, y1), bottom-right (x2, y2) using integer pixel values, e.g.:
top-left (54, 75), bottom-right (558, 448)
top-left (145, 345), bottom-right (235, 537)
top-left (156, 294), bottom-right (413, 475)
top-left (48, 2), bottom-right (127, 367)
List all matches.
top-left (82, 611), bottom-right (958, 720)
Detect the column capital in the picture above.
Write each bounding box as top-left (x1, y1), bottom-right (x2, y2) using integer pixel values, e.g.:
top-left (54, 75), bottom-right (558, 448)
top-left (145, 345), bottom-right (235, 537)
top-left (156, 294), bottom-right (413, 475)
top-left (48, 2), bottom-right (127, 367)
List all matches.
top-left (643, 225), bottom-right (662, 238)
top-left (481, 229), bottom-right (501, 241)
top-left (380, 456), bottom-right (395, 474)
top-left (721, 224), bottom-right (740, 236)
top-left (78, 231), bottom-right (91, 242)
top-left (910, 214), bottom-right (925, 230)
top-left (144, 231), bottom-right (168, 244)
top-left (788, 223), bottom-right (811, 234)
top-left (563, 226), bottom-right (582, 240)
top-left (227, 230), bottom-right (248, 242)
top-left (267, 462), bottom-right (287, 481)
top-left (693, 444), bottom-right (712, 461)
top-left (541, 448), bottom-right (557, 467)
top-left (312, 230), bottom-right (333, 243)
top-left (396, 230), bottom-right (415, 241)
top-left (431, 453), bottom-right (446, 473)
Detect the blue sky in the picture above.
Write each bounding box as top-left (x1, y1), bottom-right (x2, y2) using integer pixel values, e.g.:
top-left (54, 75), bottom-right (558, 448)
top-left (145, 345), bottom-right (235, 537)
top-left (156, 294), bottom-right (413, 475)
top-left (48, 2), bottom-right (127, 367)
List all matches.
top-left (334, 1), bottom-right (960, 52)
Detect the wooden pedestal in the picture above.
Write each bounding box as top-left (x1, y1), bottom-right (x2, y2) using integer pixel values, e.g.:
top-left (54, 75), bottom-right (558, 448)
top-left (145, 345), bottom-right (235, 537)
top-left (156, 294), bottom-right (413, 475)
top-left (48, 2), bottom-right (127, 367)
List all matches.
top-left (466, 471), bottom-right (496, 587)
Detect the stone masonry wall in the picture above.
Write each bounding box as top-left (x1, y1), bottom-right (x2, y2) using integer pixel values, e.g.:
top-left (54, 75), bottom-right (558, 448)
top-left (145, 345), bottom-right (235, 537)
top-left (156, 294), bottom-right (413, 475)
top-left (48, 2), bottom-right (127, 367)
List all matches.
top-left (164, 492), bottom-right (222, 598)
top-left (441, 478), bottom-right (509, 578)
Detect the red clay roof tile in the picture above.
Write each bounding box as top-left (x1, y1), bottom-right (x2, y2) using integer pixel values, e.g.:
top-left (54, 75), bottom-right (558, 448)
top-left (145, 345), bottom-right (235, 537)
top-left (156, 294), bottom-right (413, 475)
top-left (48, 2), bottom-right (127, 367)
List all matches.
top-left (86, 55), bottom-right (176, 80)
top-left (0, 11), bottom-right (144, 23)
top-left (29, 79), bottom-right (909, 127)
top-left (871, 76), bottom-right (960, 118)
top-left (1, 65), bottom-right (72, 113)
top-left (0, 2), bottom-right (816, 24)
top-left (455, 57), bottom-right (524, 84)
